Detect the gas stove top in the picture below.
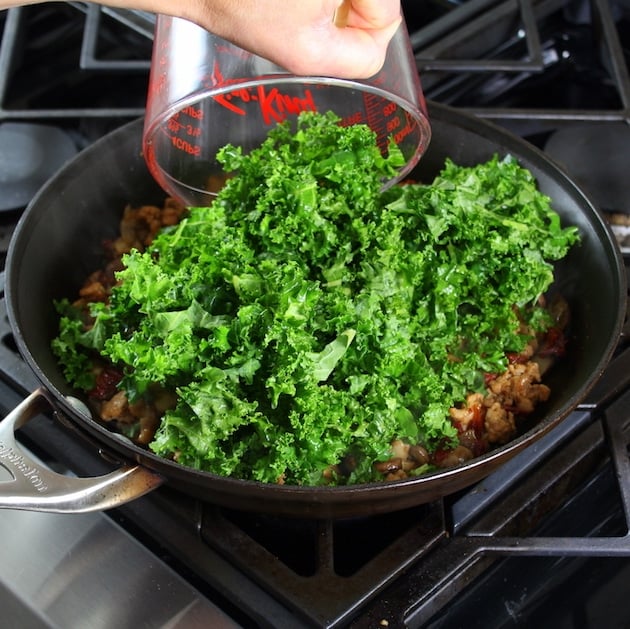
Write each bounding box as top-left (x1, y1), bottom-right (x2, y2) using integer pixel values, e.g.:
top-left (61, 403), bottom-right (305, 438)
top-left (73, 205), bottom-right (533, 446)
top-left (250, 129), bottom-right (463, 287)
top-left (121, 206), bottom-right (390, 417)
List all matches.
top-left (0, 1), bottom-right (629, 627)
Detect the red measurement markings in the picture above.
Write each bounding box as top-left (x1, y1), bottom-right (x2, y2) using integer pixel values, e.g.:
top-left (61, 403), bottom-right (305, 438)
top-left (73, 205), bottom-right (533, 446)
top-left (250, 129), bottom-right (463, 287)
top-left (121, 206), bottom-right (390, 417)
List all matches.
top-left (392, 110), bottom-right (416, 145)
top-left (363, 92), bottom-right (389, 152)
top-left (363, 94), bottom-right (417, 151)
top-left (167, 116), bottom-right (182, 133)
top-left (167, 109), bottom-right (202, 156)
top-left (168, 110), bottom-right (203, 136)
top-left (181, 105), bottom-right (203, 120)
top-left (169, 133), bottom-right (201, 156)
top-left (339, 111), bottom-right (365, 127)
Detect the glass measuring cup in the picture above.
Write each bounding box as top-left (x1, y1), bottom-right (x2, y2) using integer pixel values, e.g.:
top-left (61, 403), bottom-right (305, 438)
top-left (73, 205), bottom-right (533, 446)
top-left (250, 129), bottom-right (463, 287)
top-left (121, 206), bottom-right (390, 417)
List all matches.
top-left (143, 15), bottom-right (431, 207)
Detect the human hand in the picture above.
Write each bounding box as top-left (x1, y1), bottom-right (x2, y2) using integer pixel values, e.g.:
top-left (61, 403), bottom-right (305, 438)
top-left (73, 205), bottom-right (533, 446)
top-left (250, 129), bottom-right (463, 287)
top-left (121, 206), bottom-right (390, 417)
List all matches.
top-left (139, 0), bottom-right (403, 79)
top-left (0, 0), bottom-right (402, 79)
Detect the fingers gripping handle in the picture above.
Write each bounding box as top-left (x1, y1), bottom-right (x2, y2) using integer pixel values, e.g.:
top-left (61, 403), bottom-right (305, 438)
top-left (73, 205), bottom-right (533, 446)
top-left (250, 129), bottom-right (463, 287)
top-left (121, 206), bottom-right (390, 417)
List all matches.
top-left (0, 388), bottom-right (163, 513)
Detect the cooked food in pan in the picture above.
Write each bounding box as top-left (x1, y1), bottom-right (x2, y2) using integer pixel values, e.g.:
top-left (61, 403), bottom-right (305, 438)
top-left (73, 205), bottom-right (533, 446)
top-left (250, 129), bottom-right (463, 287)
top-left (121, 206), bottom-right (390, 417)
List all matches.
top-left (52, 111), bottom-right (579, 486)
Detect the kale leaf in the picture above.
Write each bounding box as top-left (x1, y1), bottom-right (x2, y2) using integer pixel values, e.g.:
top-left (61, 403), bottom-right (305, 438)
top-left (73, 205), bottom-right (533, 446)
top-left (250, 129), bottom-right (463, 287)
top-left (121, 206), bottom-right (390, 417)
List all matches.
top-left (52, 111), bottom-right (579, 485)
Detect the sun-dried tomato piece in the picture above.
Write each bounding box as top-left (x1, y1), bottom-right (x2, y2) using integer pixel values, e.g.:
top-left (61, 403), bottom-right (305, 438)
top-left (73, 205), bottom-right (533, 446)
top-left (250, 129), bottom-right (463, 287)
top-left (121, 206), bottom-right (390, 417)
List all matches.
top-left (89, 367), bottom-right (123, 401)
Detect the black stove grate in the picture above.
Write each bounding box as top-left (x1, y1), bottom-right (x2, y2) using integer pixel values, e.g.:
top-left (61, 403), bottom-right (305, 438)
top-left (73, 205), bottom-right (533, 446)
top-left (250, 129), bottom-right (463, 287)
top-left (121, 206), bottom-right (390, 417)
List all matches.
top-left (410, 0), bottom-right (630, 136)
top-left (0, 3), bottom-right (151, 141)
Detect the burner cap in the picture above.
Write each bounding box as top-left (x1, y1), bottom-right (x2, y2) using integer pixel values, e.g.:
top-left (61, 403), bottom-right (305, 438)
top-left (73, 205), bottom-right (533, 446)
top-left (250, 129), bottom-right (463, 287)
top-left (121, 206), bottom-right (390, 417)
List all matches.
top-left (0, 122), bottom-right (78, 211)
top-left (544, 123), bottom-right (630, 213)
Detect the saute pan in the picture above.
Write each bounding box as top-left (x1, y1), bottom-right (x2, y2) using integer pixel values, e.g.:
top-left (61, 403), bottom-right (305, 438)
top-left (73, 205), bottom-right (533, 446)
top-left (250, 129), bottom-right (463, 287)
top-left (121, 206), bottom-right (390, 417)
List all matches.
top-left (1, 103), bottom-right (625, 518)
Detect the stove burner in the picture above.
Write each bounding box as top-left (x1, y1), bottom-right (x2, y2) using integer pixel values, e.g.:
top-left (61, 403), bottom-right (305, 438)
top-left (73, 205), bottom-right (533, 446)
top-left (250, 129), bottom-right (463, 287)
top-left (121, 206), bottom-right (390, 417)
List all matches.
top-left (0, 122), bottom-right (77, 211)
top-left (544, 122), bottom-right (630, 213)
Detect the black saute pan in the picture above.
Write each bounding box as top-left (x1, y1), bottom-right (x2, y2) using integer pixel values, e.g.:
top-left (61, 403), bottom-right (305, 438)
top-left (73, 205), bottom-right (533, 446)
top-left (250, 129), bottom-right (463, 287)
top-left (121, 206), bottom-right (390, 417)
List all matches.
top-left (1, 102), bottom-right (625, 518)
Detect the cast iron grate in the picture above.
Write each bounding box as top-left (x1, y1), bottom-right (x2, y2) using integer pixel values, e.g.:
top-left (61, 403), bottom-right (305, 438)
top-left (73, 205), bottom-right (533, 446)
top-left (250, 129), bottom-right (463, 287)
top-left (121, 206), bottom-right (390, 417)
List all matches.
top-left (411, 0), bottom-right (630, 135)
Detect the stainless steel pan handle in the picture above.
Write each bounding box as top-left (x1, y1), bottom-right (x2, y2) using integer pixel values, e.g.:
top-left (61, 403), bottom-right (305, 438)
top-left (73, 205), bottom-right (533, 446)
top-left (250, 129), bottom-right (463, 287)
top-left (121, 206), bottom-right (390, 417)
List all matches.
top-left (0, 388), bottom-right (163, 513)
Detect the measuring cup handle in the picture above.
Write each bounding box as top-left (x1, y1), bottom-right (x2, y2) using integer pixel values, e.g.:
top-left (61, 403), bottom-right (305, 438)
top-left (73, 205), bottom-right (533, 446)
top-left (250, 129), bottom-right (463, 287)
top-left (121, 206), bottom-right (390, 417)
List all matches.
top-left (0, 388), bottom-right (164, 513)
